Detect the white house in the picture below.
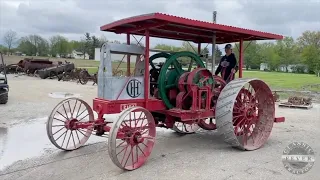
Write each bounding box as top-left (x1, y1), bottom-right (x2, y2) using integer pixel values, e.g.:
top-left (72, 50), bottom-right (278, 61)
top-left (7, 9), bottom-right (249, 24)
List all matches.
top-left (260, 63), bottom-right (308, 73)
top-left (71, 50), bottom-right (89, 59)
top-left (260, 63), bottom-right (269, 71)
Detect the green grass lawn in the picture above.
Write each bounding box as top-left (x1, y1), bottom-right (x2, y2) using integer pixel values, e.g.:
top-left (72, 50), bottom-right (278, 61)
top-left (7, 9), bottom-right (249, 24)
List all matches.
top-left (80, 62), bottom-right (136, 74)
top-left (238, 71), bottom-right (320, 91)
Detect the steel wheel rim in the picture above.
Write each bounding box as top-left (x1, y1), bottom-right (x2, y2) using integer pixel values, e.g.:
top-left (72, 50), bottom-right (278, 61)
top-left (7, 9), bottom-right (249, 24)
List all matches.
top-left (216, 79), bottom-right (275, 150)
top-left (46, 98), bottom-right (93, 151)
top-left (108, 107), bottom-right (156, 170)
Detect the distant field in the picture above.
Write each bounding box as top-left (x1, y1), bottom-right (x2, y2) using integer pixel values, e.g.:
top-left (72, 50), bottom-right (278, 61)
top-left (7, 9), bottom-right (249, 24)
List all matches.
top-left (237, 71), bottom-right (320, 91)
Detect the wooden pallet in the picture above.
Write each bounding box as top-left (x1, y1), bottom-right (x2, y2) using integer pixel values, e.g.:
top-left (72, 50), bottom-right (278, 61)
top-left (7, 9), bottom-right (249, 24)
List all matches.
top-left (278, 103), bottom-right (313, 109)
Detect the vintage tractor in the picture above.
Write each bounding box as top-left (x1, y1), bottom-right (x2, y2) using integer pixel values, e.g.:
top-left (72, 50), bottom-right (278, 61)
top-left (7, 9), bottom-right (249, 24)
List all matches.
top-left (46, 13), bottom-right (285, 171)
top-left (0, 53), bottom-right (9, 104)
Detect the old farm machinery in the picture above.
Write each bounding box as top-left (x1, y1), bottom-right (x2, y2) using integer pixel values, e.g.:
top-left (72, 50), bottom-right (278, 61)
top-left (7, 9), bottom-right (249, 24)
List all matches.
top-left (46, 13), bottom-right (285, 170)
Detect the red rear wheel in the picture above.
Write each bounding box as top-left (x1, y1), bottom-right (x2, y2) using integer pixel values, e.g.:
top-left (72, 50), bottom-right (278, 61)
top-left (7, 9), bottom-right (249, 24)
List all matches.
top-left (216, 78), bottom-right (275, 150)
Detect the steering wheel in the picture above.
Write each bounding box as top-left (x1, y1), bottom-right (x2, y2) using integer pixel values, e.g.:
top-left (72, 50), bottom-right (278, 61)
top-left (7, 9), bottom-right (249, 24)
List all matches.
top-left (149, 53), bottom-right (171, 96)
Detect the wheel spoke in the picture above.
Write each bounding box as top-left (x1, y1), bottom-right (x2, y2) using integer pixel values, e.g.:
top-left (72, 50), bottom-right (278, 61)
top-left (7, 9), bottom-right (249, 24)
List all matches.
top-left (52, 126), bottom-right (65, 136)
top-left (67, 101), bottom-right (73, 118)
top-left (54, 130), bottom-right (67, 141)
top-left (62, 104), bottom-right (69, 119)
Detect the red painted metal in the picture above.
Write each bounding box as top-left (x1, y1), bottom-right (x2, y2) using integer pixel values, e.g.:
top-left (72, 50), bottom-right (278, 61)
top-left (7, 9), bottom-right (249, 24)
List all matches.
top-left (239, 39), bottom-right (244, 78)
top-left (93, 98), bottom-right (166, 114)
top-left (100, 13), bottom-right (283, 44)
top-left (156, 25), bottom-right (214, 38)
top-left (176, 72), bottom-right (192, 109)
top-left (274, 117), bottom-right (285, 123)
top-left (147, 30), bottom-right (207, 43)
top-left (167, 109), bottom-right (214, 121)
top-left (116, 21), bottom-right (168, 34)
top-left (126, 33), bottom-right (131, 76)
top-left (144, 30), bottom-right (150, 108)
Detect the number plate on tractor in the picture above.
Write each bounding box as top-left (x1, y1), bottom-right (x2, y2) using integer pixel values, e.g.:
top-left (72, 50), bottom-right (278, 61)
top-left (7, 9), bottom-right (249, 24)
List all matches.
top-left (120, 103), bottom-right (137, 111)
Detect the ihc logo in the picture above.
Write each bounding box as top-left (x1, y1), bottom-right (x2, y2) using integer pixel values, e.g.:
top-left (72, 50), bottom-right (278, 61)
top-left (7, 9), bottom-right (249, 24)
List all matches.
top-left (126, 79), bottom-right (142, 98)
top-left (282, 142), bottom-right (316, 174)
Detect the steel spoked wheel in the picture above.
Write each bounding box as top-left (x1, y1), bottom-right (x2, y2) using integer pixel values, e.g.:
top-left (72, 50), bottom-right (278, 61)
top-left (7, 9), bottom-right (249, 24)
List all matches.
top-left (216, 78), bottom-right (275, 150)
top-left (46, 98), bottom-right (94, 151)
top-left (79, 70), bottom-right (89, 85)
top-left (172, 122), bottom-right (200, 134)
top-left (108, 106), bottom-right (156, 170)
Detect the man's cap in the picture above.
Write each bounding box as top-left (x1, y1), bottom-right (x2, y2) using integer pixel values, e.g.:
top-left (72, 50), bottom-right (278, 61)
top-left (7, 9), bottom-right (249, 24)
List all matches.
top-left (225, 44), bottom-right (232, 49)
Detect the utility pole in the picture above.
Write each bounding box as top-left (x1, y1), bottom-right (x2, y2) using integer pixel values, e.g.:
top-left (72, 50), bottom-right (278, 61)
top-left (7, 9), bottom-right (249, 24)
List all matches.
top-left (211, 11), bottom-right (217, 73)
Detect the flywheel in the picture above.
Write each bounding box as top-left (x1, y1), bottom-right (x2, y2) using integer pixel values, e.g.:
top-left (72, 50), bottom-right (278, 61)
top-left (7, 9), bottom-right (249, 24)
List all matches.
top-left (158, 51), bottom-right (205, 109)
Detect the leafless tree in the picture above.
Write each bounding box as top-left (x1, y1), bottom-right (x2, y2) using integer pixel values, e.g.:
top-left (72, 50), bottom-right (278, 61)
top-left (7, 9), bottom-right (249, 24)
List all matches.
top-left (3, 30), bottom-right (17, 55)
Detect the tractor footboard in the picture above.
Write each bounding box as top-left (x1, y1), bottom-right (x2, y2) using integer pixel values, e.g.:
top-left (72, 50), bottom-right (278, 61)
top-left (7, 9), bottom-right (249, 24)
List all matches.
top-left (274, 117), bottom-right (285, 123)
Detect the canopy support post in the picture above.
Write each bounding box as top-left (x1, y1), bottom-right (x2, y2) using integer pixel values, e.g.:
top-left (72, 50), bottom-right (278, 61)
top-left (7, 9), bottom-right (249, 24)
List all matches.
top-left (144, 30), bottom-right (150, 107)
top-left (239, 38), bottom-right (244, 78)
top-left (197, 43), bottom-right (201, 55)
top-left (126, 33), bottom-right (131, 76)
top-left (211, 11), bottom-right (217, 73)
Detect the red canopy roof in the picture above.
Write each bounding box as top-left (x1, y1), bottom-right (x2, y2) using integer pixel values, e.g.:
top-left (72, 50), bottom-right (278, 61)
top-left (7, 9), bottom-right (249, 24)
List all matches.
top-left (100, 13), bottom-right (283, 44)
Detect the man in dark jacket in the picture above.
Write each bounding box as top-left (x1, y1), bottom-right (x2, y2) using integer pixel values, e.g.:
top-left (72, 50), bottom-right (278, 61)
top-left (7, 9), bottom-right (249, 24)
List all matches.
top-left (214, 44), bottom-right (237, 82)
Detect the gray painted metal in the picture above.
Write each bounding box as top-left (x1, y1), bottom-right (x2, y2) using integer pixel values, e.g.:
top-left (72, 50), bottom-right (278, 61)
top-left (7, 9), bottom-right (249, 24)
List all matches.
top-left (211, 11), bottom-right (217, 73)
top-left (98, 42), bottom-right (146, 100)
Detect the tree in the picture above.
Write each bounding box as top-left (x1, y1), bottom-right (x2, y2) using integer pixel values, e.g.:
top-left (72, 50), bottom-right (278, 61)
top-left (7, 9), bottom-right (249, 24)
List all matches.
top-left (69, 40), bottom-right (82, 51)
top-left (297, 30), bottom-right (320, 75)
top-left (49, 35), bottom-right (71, 57)
top-left (233, 41), bottom-right (262, 70)
top-left (275, 37), bottom-right (298, 72)
top-left (214, 46), bottom-right (222, 59)
top-left (301, 45), bottom-right (320, 76)
top-left (3, 30), bottom-right (18, 55)
top-left (182, 42), bottom-right (197, 53)
top-left (0, 45), bottom-right (8, 53)
top-left (154, 44), bottom-right (182, 51)
top-left (297, 30), bottom-right (320, 48)
top-left (18, 35), bottom-right (49, 56)
top-left (77, 38), bottom-right (88, 59)
top-left (259, 42), bottom-right (281, 71)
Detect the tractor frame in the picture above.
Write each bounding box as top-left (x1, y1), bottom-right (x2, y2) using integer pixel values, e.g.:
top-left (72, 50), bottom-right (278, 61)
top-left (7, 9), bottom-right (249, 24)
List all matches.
top-left (46, 13), bottom-right (285, 171)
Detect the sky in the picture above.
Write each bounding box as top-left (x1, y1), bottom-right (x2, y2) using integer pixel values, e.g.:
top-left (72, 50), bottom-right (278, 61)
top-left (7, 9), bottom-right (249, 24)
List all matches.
top-left (0, 0), bottom-right (319, 50)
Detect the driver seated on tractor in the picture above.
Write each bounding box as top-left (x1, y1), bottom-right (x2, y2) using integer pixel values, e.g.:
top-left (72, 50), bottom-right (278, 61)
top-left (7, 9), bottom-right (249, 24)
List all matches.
top-left (214, 44), bottom-right (237, 83)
